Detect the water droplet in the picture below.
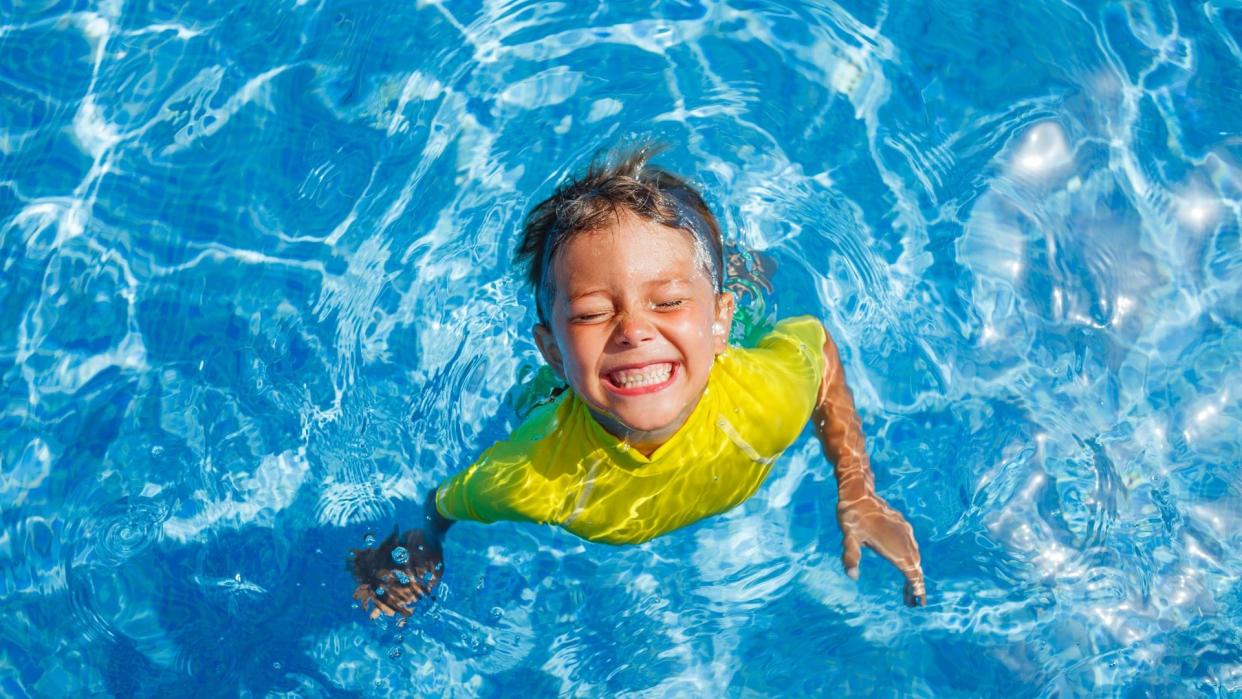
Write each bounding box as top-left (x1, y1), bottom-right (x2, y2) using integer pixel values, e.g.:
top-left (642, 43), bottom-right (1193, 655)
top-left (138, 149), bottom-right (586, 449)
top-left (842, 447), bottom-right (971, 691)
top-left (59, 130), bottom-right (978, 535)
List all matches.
top-left (393, 570), bottom-right (410, 585)
top-left (272, 662), bottom-right (281, 670)
top-left (416, 544), bottom-right (425, 552)
top-left (347, 550), bottom-right (356, 558)
top-left (490, 606), bottom-right (503, 619)
top-left (375, 586), bottom-right (386, 596)
top-left (151, 445), bottom-right (164, 457)
top-left (391, 546), bottom-right (409, 565)
top-left (363, 533), bottom-right (376, 547)
top-left (388, 647), bottom-right (402, 659)
top-left (374, 679), bottom-right (383, 688)
top-left (315, 547), bottom-right (323, 555)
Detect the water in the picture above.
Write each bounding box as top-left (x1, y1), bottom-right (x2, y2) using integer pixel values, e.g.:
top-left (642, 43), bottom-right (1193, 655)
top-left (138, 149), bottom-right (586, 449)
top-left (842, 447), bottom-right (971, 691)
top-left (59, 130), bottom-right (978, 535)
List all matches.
top-left (1, 0), bottom-right (1239, 696)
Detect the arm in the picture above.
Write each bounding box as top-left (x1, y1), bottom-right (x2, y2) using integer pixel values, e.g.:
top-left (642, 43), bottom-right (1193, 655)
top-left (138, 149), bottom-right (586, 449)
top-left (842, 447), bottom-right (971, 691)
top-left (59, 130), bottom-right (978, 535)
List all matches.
top-left (349, 489), bottom-right (457, 619)
top-left (813, 326), bottom-right (926, 606)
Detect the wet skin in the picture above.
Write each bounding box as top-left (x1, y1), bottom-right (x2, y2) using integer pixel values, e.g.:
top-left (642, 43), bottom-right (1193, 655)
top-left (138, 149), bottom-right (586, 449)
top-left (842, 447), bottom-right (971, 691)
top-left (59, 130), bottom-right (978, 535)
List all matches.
top-left (349, 492), bottom-right (451, 619)
top-left (350, 211), bottom-right (926, 613)
top-left (816, 330), bottom-right (926, 606)
top-left (532, 211), bottom-right (735, 455)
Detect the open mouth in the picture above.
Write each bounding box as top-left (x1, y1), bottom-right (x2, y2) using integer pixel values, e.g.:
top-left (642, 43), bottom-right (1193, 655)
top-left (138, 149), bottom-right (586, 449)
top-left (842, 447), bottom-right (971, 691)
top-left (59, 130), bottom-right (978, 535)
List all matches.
top-left (603, 362), bottom-right (677, 395)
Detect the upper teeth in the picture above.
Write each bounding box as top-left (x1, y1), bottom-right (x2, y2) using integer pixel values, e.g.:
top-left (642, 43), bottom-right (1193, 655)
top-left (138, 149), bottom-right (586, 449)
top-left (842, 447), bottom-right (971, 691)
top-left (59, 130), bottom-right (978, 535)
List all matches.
top-left (611, 363), bottom-right (672, 388)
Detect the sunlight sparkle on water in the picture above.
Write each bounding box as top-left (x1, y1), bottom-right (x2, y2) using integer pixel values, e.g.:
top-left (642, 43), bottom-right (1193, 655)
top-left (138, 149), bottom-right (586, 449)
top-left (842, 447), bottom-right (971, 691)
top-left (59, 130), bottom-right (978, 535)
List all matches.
top-left (1176, 190), bottom-right (1222, 232)
top-left (1011, 122), bottom-right (1073, 179)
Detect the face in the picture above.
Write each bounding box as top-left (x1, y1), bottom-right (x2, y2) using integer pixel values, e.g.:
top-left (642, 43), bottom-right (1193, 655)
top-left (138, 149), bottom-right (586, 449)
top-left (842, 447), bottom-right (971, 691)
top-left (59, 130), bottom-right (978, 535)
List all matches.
top-left (534, 211), bottom-right (734, 452)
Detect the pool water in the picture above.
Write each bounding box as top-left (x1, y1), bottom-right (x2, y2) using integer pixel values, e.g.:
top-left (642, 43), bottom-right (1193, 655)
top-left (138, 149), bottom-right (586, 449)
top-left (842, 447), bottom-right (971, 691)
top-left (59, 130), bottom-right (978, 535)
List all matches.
top-left (2, 0), bottom-right (1240, 696)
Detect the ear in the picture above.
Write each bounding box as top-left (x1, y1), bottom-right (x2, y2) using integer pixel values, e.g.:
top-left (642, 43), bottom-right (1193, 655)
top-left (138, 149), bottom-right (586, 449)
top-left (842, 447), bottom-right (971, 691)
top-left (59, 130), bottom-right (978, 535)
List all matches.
top-left (712, 291), bottom-right (736, 354)
top-left (533, 323), bottom-right (566, 380)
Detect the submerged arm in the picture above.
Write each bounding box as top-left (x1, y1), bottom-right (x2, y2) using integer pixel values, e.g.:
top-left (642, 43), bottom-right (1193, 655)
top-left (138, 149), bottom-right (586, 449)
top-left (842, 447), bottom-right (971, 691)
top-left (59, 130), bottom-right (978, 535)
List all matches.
top-left (349, 490), bottom-right (457, 619)
top-left (812, 325), bottom-right (926, 606)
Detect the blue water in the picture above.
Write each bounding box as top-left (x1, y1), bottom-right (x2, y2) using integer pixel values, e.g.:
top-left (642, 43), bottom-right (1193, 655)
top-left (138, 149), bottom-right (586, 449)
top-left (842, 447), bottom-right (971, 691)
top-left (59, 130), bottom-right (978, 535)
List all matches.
top-left (2, 0), bottom-right (1240, 696)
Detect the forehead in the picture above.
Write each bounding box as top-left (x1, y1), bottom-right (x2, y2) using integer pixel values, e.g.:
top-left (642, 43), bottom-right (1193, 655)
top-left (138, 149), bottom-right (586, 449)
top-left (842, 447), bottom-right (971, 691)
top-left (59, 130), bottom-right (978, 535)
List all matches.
top-left (553, 212), bottom-right (703, 286)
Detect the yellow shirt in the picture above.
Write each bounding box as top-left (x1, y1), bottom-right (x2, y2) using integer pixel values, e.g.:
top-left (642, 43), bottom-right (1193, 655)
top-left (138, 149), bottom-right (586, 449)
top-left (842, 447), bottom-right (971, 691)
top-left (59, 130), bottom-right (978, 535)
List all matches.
top-left (435, 317), bottom-right (827, 545)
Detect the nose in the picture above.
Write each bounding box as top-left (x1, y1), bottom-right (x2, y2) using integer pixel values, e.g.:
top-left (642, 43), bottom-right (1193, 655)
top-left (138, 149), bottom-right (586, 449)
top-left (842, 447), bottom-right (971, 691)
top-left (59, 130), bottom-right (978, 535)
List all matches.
top-left (613, 311), bottom-right (656, 347)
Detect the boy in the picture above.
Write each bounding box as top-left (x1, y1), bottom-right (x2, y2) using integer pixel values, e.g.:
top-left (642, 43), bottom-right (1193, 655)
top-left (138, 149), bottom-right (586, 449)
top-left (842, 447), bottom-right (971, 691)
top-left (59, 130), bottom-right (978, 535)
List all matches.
top-left (350, 146), bottom-right (925, 615)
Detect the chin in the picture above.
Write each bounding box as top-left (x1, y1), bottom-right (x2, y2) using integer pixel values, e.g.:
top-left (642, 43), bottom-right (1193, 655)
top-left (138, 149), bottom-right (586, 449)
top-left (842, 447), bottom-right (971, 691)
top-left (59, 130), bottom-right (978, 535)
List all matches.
top-left (616, 414), bottom-right (677, 433)
top-left (609, 401), bottom-right (688, 432)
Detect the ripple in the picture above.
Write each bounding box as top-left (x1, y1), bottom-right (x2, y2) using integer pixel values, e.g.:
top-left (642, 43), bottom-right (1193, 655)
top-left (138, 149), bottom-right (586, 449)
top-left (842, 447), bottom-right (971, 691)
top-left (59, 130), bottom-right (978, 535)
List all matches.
top-left (1, 0), bottom-right (1240, 695)
top-left (89, 497), bottom-right (169, 567)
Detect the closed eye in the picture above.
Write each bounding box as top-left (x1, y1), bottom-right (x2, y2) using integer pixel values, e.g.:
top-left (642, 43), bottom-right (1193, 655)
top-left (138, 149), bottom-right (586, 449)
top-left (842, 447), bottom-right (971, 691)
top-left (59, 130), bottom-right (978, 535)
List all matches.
top-left (655, 299), bottom-right (686, 310)
top-left (571, 311), bottom-right (611, 323)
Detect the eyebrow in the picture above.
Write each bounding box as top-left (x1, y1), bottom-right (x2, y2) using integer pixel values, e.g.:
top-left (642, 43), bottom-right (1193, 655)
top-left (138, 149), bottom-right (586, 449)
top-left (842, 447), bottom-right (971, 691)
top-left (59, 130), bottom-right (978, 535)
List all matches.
top-left (567, 288), bottom-right (609, 302)
top-left (649, 277), bottom-right (692, 287)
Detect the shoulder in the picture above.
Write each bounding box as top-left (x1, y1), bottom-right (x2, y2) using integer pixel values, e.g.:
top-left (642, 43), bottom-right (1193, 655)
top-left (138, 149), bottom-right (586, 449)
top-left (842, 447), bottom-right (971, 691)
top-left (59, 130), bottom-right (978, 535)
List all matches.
top-left (722, 315), bottom-right (826, 382)
top-left (708, 316), bottom-right (827, 454)
top-left (758, 316), bottom-right (827, 362)
top-left (436, 394), bottom-right (585, 523)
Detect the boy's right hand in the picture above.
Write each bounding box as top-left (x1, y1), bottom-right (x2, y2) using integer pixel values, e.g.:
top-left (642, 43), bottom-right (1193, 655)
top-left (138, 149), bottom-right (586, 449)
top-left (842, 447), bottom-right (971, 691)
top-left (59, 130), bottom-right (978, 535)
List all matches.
top-left (349, 527), bottom-right (444, 618)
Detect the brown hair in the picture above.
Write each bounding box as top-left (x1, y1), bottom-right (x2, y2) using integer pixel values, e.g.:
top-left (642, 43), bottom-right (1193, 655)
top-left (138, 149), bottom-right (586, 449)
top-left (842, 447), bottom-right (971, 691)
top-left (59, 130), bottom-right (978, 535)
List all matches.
top-left (515, 144), bottom-right (724, 323)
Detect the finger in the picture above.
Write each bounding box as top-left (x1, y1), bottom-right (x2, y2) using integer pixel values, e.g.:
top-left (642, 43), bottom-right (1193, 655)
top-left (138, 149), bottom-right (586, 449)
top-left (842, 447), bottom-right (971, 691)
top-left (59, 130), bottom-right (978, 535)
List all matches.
top-left (902, 566), bottom-right (926, 607)
top-left (903, 579), bottom-right (926, 607)
top-left (842, 531), bottom-right (862, 580)
top-left (388, 586), bottom-right (418, 606)
top-left (369, 596), bottom-right (401, 618)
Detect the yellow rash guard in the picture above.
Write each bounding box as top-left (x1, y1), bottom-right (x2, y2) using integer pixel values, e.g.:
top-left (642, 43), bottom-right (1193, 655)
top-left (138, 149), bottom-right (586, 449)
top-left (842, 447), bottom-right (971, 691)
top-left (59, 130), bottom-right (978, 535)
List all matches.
top-left (435, 316), bottom-right (827, 545)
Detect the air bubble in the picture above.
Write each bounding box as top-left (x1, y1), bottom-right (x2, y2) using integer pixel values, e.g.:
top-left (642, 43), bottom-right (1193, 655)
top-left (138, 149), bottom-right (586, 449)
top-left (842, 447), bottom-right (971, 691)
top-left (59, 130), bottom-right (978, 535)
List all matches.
top-left (391, 546), bottom-right (409, 565)
top-left (375, 586), bottom-right (386, 596)
top-left (393, 570), bottom-right (410, 585)
top-left (388, 647), bottom-right (402, 659)
top-left (363, 533), bottom-right (376, 547)
top-left (417, 544), bottom-right (425, 552)
top-left (272, 662), bottom-right (281, 670)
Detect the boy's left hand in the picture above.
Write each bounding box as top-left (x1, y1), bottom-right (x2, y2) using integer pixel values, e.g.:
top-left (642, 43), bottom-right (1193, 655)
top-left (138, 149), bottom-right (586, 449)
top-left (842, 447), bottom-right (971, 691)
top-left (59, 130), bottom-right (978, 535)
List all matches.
top-left (836, 492), bottom-right (925, 606)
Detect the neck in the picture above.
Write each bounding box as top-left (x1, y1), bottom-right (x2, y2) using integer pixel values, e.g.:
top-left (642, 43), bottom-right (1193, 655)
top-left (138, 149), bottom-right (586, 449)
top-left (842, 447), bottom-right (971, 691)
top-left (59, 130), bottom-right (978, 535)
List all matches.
top-left (587, 397), bottom-right (701, 457)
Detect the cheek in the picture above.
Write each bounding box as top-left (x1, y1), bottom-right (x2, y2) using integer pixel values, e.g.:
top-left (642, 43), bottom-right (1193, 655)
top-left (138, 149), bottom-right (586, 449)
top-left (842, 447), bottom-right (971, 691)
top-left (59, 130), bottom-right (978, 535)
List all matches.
top-left (670, 319), bottom-right (718, 364)
top-left (558, 331), bottom-right (603, 376)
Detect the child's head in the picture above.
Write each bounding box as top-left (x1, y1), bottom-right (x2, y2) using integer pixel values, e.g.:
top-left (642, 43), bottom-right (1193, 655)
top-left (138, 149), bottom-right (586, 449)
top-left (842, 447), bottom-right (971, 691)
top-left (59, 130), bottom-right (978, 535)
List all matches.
top-left (516, 146), bottom-right (735, 449)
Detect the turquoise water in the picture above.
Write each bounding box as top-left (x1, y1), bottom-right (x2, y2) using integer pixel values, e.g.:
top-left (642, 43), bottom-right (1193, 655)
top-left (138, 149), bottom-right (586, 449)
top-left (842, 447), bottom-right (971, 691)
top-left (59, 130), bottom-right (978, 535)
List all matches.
top-left (2, 0), bottom-right (1240, 696)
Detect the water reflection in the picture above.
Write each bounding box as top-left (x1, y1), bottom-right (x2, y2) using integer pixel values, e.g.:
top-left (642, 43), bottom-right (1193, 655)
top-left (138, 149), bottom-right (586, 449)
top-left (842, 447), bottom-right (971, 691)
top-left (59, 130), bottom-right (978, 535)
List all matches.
top-left (1, 0), bottom-right (1240, 695)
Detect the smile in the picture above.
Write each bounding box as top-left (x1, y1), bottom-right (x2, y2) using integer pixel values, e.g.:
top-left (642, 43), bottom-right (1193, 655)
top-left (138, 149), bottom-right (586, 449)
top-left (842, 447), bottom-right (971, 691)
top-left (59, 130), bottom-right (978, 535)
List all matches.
top-left (604, 362), bottom-right (677, 395)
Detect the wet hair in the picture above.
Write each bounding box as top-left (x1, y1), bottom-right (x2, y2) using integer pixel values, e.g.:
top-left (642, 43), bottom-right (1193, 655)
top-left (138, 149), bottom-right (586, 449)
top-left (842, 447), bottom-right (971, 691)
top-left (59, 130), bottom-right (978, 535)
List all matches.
top-left (516, 144), bottom-right (725, 324)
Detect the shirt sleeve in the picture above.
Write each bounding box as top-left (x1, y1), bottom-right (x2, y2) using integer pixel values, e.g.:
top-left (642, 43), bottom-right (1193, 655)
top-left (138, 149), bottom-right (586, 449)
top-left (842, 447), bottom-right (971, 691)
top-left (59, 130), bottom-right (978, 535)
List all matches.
top-left (434, 399), bottom-right (575, 525)
top-left (715, 316), bottom-right (827, 458)
top-left (758, 316), bottom-right (828, 384)
top-left (435, 441), bottom-right (540, 524)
